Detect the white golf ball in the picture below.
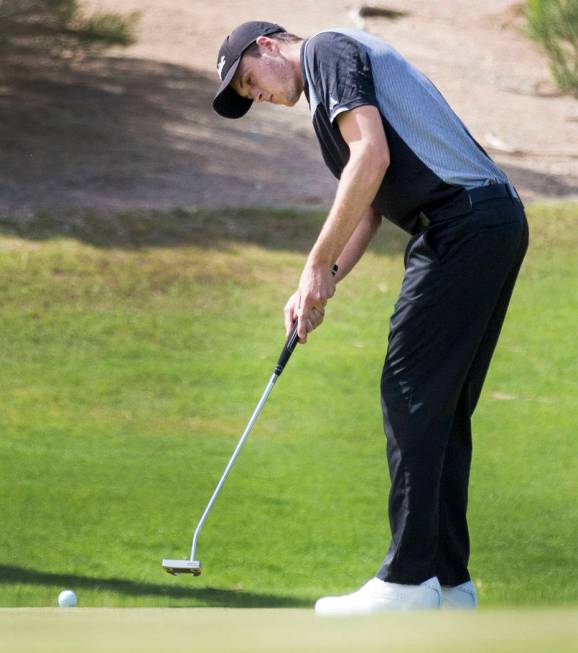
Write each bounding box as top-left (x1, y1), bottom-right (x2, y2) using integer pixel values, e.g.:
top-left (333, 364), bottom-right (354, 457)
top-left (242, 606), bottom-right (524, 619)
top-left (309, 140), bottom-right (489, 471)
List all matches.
top-left (58, 590), bottom-right (77, 608)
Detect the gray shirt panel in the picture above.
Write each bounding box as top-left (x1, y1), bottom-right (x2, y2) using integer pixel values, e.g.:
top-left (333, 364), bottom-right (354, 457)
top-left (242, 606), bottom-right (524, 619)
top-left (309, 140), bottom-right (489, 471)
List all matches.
top-left (303, 29), bottom-right (507, 190)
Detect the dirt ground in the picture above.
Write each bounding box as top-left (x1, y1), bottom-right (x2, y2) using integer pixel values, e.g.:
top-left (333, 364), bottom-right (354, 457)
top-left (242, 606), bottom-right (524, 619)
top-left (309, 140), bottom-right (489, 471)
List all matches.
top-left (1, 0), bottom-right (576, 217)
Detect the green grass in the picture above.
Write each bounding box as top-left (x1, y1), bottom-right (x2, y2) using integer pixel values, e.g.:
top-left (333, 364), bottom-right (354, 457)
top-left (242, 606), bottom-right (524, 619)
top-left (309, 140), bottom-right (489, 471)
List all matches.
top-left (1, 609), bottom-right (578, 653)
top-left (0, 202), bottom-right (576, 608)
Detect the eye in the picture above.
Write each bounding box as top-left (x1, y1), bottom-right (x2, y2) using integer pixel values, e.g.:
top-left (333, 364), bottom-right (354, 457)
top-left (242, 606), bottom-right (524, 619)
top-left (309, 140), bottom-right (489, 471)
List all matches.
top-left (243, 77), bottom-right (254, 99)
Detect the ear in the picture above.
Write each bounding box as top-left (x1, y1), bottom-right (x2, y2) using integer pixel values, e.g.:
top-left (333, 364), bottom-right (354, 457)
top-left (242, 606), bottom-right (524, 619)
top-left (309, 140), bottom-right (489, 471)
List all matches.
top-left (255, 35), bottom-right (278, 53)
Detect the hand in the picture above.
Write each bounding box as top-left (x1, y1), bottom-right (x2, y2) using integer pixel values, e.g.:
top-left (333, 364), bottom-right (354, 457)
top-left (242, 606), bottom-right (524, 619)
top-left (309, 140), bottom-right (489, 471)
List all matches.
top-left (284, 290), bottom-right (301, 338)
top-left (284, 290), bottom-right (326, 344)
top-left (296, 263), bottom-right (336, 343)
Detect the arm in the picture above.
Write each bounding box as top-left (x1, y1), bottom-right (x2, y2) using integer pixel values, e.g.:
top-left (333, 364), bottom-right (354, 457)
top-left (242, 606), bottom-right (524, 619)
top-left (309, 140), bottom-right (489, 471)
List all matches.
top-left (307, 105), bottom-right (389, 274)
top-left (286, 105), bottom-right (389, 341)
top-left (284, 208), bottom-right (382, 340)
top-left (334, 205), bottom-right (382, 283)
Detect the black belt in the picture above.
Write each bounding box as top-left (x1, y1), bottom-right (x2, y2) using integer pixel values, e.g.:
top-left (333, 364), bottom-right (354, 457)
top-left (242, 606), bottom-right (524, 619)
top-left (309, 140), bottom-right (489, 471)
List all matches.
top-left (418, 183), bottom-right (521, 228)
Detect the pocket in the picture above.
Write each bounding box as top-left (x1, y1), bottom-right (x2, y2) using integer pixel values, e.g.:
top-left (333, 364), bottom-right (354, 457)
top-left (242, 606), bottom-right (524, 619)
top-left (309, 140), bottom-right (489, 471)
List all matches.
top-left (404, 232), bottom-right (423, 268)
top-left (422, 224), bottom-right (465, 264)
top-left (406, 232), bottom-right (442, 270)
top-left (419, 224), bottom-right (449, 264)
top-left (424, 217), bottom-right (525, 267)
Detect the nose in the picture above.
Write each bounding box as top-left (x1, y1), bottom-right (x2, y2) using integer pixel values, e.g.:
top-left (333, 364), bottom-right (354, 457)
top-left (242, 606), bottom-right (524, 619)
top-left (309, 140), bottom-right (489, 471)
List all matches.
top-left (251, 88), bottom-right (264, 103)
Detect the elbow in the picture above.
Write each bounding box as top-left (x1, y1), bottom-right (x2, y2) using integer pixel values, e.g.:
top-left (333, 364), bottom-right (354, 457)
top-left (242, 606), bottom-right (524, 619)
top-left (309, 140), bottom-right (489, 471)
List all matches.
top-left (371, 148), bottom-right (390, 176)
top-left (348, 138), bottom-right (390, 179)
top-left (359, 146), bottom-right (389, 181)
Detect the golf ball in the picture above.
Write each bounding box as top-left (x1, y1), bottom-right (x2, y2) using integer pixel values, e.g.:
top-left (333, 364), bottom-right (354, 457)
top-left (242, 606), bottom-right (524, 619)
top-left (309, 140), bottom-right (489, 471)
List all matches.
top-left (58, 590), bottom-right (77, 608)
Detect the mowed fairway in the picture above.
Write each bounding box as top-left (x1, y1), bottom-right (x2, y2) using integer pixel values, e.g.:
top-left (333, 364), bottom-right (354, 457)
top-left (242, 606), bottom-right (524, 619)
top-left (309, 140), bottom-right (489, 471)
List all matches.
top-left (0, 203), bottom-right (576, 618)
top-left (1, 608), bottom-right (578, 653)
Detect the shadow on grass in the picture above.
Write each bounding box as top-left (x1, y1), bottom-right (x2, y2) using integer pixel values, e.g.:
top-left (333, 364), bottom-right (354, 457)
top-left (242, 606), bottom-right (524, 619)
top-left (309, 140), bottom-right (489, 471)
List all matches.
top-left (0, 207), bottom-right (409, 256)
top-left (0, 564), bottom-right (309, 607)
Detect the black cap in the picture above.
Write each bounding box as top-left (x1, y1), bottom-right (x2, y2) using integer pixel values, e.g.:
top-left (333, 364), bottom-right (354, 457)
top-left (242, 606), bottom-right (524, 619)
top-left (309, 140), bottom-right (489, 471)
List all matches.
top-left (213, 21), bottom-right (285, 119)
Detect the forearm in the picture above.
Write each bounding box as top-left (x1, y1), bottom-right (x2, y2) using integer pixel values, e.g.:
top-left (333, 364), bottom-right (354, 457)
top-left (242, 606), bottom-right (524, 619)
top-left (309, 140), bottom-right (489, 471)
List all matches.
top-left (334, 206), bottom-right (381, 282)
top-left (307, 150), bottom-right (387, 273)
top-left (289, 106), bottom-right (389, 342)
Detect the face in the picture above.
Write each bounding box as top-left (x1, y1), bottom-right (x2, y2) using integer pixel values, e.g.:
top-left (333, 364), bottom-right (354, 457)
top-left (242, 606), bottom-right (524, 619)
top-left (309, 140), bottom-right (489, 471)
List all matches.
top-left (231, 38), bottom-right (302, 107)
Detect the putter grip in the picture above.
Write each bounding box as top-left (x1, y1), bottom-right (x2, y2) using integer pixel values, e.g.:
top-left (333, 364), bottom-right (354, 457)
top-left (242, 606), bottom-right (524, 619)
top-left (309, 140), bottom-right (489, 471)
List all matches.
top-left (274, 264), bottom-right (338, 377)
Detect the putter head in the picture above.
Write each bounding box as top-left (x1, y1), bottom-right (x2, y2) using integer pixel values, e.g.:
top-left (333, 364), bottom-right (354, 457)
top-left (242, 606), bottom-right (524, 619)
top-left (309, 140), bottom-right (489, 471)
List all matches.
top-left (162, 559), bottom-right (202, 576)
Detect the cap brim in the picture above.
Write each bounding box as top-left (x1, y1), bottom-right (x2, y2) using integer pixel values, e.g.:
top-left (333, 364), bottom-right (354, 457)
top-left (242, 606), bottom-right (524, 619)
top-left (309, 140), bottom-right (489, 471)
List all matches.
top-left (212, 57), bottom-right (253, 119)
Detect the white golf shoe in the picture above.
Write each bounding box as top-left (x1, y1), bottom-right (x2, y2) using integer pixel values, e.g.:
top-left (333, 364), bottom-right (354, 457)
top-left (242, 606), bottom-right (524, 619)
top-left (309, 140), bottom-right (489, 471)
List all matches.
top-left (315, 576), bottom-right (442, 616)
top-left (440, 581), bottom-right (478, 609)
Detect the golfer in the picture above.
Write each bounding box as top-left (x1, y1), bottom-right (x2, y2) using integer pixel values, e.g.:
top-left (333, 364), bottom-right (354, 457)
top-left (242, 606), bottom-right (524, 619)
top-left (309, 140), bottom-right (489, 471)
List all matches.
top-left (212, 21), bottom-right (528, 614)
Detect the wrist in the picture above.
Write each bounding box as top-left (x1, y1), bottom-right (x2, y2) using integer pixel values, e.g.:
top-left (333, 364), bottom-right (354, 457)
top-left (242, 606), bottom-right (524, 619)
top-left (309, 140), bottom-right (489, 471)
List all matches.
top-left (307, 246), bottom-right (334, 272)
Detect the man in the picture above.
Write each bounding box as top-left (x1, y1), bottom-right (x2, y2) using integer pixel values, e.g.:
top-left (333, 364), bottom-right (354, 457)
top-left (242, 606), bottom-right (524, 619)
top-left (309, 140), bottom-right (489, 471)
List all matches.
top-left (212, 21), bottom-right (528, 615)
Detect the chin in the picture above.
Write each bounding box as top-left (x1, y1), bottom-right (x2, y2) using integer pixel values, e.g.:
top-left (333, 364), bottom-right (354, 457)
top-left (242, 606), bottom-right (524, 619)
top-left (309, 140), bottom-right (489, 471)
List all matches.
top-left (287, 91), bottom-right (302, 107)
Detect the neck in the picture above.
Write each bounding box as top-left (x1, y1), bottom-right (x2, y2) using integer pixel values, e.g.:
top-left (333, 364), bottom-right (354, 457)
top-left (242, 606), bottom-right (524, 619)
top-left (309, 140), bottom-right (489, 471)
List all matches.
top-left (280, 40), bottom-right (305, 95)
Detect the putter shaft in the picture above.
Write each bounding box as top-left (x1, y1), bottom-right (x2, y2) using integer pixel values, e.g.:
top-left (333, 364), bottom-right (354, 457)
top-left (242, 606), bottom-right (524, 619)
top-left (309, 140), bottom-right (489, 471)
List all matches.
top-left (165, 265), bottom-right (337, 573)
top-left (190, 372), bottom-right (278, 562)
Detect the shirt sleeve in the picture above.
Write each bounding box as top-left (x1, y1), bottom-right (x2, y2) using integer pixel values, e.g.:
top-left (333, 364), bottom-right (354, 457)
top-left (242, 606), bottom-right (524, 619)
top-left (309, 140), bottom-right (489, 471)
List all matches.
top-left (305, 32), bottom-right (378, 124)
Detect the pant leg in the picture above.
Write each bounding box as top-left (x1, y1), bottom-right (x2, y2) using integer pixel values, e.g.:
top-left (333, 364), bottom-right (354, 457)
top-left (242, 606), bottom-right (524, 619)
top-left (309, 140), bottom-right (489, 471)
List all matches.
top-left (435, 216), bottom-right (529, 585)
top-left (377, 198), bottom-right (527, 584)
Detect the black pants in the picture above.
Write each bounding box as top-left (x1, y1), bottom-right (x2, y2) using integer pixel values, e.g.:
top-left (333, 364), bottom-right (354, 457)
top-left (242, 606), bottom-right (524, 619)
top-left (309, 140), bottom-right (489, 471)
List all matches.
top-left (376, 196), bottom-right (529, 586)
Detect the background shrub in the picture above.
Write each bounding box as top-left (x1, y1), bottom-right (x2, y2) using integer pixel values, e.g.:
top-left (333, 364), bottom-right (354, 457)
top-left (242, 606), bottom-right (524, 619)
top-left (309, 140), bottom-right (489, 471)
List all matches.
top-left (0, 0), bottom-right (139, 58)
top-left (525, 0), bottom-right (578, 96)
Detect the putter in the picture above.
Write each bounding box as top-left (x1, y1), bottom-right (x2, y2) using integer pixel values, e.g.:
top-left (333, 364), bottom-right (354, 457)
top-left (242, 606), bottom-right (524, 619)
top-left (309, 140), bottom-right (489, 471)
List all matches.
top-left (162, 265), bottom-right (337, 576)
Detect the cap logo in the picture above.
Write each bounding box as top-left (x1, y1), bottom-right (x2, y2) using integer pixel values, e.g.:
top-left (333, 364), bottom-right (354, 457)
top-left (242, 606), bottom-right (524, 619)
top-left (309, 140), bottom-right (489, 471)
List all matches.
top-left (217, 55), bottom-right (226, 80)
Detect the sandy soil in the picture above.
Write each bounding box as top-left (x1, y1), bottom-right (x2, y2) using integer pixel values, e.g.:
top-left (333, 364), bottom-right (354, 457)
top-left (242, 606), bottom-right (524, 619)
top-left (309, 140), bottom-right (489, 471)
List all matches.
top-left (0, 0), bottom-right (576, 217)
